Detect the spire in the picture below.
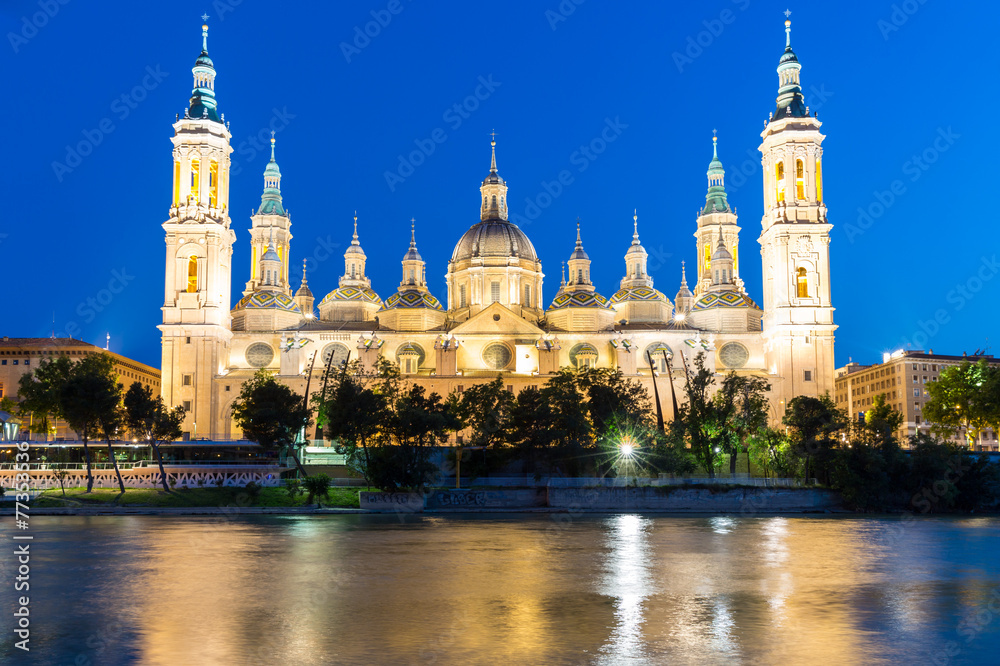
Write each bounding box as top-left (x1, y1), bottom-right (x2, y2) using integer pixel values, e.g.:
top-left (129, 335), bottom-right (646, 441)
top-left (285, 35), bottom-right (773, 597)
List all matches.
top-left (480, 133), bottom-right (509, 221)
top-left (352, 212), bottom-right (359, 245)
top-left (702, 132), bottom-right (730, 214)
top-left (490, 131), bottom-right (498, 173)
top-left (561, 261), bottom-right (566, 287)
top-left (258, 132), bottom-right (286, 216)
top-left (772, 15), bottom-right (807, 121)
top-left (632, 209), bottom-right (640, 245)
top-left (188, 21), bottom-right (221, 123)
top-left (403, 217), bottom-right (422, 262)
top-left (295, 259), bottom-right (313, 297)
top-left (680, 261), bottom-right (689, 288)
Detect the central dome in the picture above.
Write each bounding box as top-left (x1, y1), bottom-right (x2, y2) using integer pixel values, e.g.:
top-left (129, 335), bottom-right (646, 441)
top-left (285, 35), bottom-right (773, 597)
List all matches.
top-left (451, 220), bottom-right (538, 263)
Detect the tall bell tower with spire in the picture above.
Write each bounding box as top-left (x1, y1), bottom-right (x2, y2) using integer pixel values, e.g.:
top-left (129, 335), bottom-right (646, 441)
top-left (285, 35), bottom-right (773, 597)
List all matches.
top-left (759, 17), bottom-right (836, 408)
top-left (693, 132), bottom-right (742, 297)
top-left (159, 20), bottom-right (235, 437)
top-left (244, 134), bottom-right (291, 297)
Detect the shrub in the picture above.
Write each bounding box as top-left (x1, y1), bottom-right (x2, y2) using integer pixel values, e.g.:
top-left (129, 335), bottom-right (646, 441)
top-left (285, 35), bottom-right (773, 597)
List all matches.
top-left (244, 481), bottom-right (262, 502)
top-left (302, 474), bottom-right (331, 505)
top-left (285, 479), bottom-right (301, 498)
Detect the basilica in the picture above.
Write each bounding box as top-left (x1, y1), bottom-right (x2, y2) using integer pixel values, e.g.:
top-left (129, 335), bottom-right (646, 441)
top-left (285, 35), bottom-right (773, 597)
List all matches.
top-left (159, 20), bottom-right (835, 439)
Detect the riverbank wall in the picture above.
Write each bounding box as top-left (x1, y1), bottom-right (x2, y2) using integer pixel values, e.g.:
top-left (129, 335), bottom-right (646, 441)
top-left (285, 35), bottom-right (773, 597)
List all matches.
top-left (359, 487), bottom-right (841, 513)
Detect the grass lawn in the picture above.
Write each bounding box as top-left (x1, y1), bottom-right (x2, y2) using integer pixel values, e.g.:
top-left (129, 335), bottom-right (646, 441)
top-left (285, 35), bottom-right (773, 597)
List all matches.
top-left (31, 485), bottom-right (371, 509)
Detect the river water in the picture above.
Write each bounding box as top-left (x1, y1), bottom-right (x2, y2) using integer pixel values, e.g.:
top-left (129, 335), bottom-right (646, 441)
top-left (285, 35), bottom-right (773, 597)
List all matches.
top-left (2, 514), bottom-right (999, 665)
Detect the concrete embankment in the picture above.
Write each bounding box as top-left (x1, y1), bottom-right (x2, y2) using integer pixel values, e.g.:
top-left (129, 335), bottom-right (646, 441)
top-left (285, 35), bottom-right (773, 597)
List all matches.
top-left (359, 487), bottom-right (841, 513)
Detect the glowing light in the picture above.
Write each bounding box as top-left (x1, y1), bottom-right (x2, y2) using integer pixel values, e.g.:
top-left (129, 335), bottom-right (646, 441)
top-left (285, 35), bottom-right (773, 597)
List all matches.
top-left (675, 313), bottom-right (686, 321)
top-left (621, 443), bottom-right (635, 458)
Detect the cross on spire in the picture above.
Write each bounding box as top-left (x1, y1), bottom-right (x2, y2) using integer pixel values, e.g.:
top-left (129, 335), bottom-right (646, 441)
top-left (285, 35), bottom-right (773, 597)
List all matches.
top-left (784, 8), bottom-right (792, 17)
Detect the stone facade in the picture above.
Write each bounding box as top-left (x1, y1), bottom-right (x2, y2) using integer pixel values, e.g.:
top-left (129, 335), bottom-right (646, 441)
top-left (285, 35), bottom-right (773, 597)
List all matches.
top-left (160, 21), bottom-right (837, 439)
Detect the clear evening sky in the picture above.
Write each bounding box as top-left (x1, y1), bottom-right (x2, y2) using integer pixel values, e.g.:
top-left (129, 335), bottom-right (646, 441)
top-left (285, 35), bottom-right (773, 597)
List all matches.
top-left (4, 0), bottom-right (997, 368)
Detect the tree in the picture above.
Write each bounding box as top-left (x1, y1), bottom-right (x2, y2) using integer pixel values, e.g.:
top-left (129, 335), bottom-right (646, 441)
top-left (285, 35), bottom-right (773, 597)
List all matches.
top-left (323, 360), bottom-right (390, 486)
top-left (748, 427), bottom-right (791, 480)
top-left (454, 375), bottom-right (514, 450)
top-left (925, 359), bottom-right (996, 450)
top-left (377, 383), bottom-right (458, 490)
top-left (576, 367), bottom-right (651, 435)
top-left (232, 370), bottom-right (312, 476)
top-left (17, 355), bottom-right (73, 440)
top-left (675, 352), bottom-right (722, 479)
top-left (506, 386), bottom-right (555, 474)
top-left (59, 354), bottom-right (124, 493)
top-left (84, 354), bottom-right (128, 495)
top-left (783, 394), bottom-right (848, 484)
top-left (124, 382), bottom-right (185, 492)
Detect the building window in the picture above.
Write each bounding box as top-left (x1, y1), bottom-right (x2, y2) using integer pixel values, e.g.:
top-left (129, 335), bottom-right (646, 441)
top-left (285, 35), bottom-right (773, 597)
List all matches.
top-left (913, 388), bottom-right (919, 397)
top-left (914, 402), bottom-right (920, 411)
top-left (187, 255), bottom-right (198, 293)
top-left (457, 385), bottom-right (464, 393)
top-left (775, 161), bottom-right (785, 203)
top-left (524, 284), bottom-right (531, 307)
top-left (183, 400), bottom-right (192, 412)
top-left (913, 375), bottom-right (918, 383)
top-left (12, 360), bottom-right (18, 366)
top-left (24, 360), bottom-right (29, 366)
top-left (490, 281), bottom-right (501, 303)
top-left (190, 159), bottom-right (200, 200)
top-left (186, 337), bottom-right (192, 344)
top-left (225, 385), bottom-right (230, 392)
top-left (459, 285), bottom-right (467, 308)
top-left (796, 267), bottom-right (809, 298)
top-left (804, 370), bottom-right (813, 382)
top-left (182, 374), bottom-right (193, 386)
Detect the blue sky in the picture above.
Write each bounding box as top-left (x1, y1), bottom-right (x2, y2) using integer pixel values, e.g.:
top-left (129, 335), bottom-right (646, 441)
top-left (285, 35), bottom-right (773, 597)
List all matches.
top-left (4, 0), bottom-right (997, 368)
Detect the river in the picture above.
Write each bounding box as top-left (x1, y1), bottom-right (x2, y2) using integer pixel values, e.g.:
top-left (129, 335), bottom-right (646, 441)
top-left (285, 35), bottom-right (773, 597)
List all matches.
top-left (2, 514), bottom-right (999, 664)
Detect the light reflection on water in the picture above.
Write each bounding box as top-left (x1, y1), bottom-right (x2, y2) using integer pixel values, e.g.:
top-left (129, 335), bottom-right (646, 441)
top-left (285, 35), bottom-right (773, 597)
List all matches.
top-left (2, 515), bottom-right (1000, 665)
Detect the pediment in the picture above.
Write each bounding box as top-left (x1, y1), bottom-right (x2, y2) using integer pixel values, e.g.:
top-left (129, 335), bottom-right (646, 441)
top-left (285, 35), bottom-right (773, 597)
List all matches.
top-left (449, 302), bottom-right (545, 337)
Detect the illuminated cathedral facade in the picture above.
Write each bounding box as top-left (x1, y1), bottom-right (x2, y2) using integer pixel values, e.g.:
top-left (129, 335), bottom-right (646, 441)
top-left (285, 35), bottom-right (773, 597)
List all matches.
top-left (159, 21), bottom-right (835, 439)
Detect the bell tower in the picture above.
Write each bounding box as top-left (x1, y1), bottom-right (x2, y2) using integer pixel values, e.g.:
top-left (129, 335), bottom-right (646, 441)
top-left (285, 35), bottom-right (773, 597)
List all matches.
top-left (158, 22), bottom-right (235, 438)
top-left (759, 18), bottom-right (836, 411)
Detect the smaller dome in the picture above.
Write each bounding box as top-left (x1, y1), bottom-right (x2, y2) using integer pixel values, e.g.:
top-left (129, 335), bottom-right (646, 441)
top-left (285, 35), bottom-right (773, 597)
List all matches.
top-left (262, 244), bottom-right (280, 262)
top-left (295, 282), bottom-right (313, 299)
top-left (195, 53), bottom-right (214, 68)
top-left (610, 287), bottom-right (668, 304)
top-left (548, 291), bottom-right (611, 311)
top-left (779, 48), bottom-right (799, 64)
top-left (233, 291), bottom-right (300, 313)
top-left (692, 290), bottom-right (759, 312)
top-left (379, 290), bottom-right (444, 311)
top-left (318, 286), bottom-right (382, 307)
top-left (712, 243), bottom-right (732, 262)
top-left (403, 246), bottom-right (422, 262)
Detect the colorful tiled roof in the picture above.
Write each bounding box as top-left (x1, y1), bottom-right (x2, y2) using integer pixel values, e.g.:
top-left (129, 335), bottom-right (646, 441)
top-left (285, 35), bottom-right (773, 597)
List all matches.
top-left (379, 290), bottom-right (444, 311)
top-left (609, 286), bottom-right (667, 304)
top-left (233, 291), bottom-right (301, 313)
top-left (319, 286), bottom-right (382, 307)
top-left (547, 291), bottom-right (612, 311)
top-left (691, 290), bottom-right (760, 312)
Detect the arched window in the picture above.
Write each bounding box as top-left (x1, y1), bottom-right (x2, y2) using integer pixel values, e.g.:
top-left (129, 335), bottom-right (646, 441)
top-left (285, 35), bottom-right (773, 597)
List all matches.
top-left (459, 285), bottom-right (467, 308)
top-left (186, 256), bottom-right (198, 293)
top-left (703, 243), bottom-right (711, 273)
top-left (408, 269), bottom-right (414, 283)
top-left (795, 159), bottom-right (805, 200)
top-left (577, 269), bottom-right (583, 283)
top-left (816, 159), bottom-right (824, 203)
top-left (351, 263), bottom-right (356, 278)
top-left (209, 160), bottom-right (219, 207)
top-left (173, 160), bottom-right (181, 206)
top-left (190, 159), bottom-right (200, 202)
top-left (796, 267), bottom-right (809, 298)
top-left (491, 195), bottom-right (497, 209)
top-left (524, 284), bottom-right (531, 307)
top-left (775, 162), bottom-right (785, 203)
